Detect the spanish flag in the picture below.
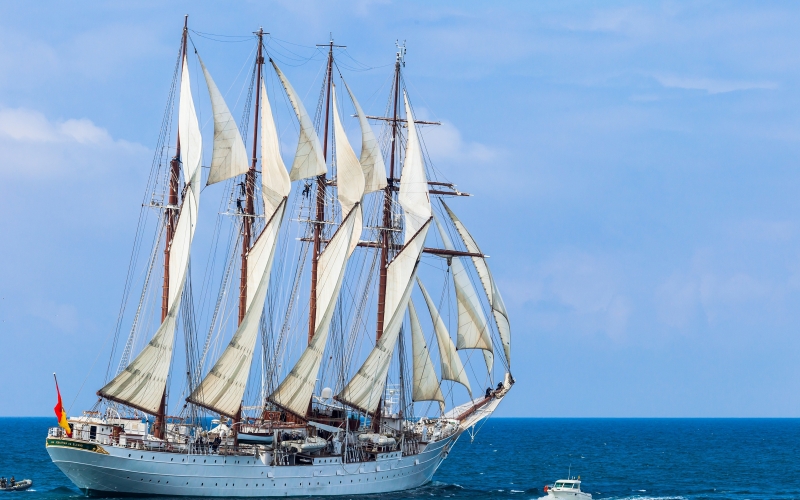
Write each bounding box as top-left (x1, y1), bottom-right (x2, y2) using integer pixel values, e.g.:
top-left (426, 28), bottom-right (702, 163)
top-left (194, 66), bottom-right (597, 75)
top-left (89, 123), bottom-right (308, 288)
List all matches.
top-left (53, 374), bottom-right (72, 437)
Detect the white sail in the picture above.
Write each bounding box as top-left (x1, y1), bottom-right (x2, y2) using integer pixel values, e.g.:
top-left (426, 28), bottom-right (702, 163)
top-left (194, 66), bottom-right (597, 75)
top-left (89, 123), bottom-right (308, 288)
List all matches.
top-left (399, 91), bottom-right (431, 243)
top-left (332, 83), bottom-right (366, 253)
top-left (442, 201), bottom-right (511, 365)
top-left (332, 83), bottom-right (365, 218)
top-left (260, 80), bottom-right (291, 216)
top-left (337, 93), bottom-right (432, 413)
top-left (270, 59), bottom-right (326, 181)
top-left (269, 208), bottom-right (359, 417)
top-left (436, 218), bottom-right (493, 373)
top-left (336, 219), bottom-right (431, 414)
top-left (198, 56), bottom-right (250, 186)
top-left (99, 55), bottom-right (202, 414)
top-left (187, 201), bottom-right (286, 416)
top-left (268, 97), bottom-right (366, 416)
top-left (408, 300), bottom-right (445, 411)
top-left (186, 80), bottom-right (292, 417)
top-left (416, 278), bottom-right (471, 397)
top-left (343, 80), bottom-right (387, 193)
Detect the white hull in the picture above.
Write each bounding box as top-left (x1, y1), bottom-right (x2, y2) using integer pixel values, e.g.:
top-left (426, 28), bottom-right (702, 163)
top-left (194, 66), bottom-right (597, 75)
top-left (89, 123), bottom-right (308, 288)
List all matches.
top-left (46, 433), bottom-right (458, 497)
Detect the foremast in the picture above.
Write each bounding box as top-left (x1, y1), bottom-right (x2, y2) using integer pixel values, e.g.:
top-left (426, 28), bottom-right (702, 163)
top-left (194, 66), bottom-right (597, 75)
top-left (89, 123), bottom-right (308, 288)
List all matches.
top-left (98, 15), bottom-right (203, 433)
top-left (155, 14), bottom-right (190, 440)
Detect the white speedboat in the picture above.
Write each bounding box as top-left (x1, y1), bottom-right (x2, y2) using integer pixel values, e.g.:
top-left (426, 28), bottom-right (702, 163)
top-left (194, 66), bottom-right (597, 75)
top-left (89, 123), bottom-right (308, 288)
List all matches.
top-left (543, 478), bottom-right (591, 499)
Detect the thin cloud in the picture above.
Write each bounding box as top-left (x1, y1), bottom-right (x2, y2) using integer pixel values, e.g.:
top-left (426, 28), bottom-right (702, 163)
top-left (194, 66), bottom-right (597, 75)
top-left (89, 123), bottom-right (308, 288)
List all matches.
top-left (654, 75), bottom-right (778, 94)
top-left (0, 107), bottom-right (147, 177)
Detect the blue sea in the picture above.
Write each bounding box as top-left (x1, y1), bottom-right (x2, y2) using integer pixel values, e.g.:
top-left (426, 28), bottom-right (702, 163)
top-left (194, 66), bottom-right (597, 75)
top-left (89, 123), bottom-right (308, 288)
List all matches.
top-left (1, 418), bottom-right (797, 499)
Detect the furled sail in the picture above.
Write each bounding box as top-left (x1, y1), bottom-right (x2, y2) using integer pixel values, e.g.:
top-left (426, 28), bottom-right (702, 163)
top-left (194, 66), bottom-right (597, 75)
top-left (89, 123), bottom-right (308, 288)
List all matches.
top-left (417, 278), bottom-right (472, 396)
top-left (268, 87), bottom-right (366, 417)
top-left (435, 218), bottom-right (493, 374)
top-left (198, 56), bottom-right (250, 186)
top-left (343, 80), bottom-right (387, 193)
top-left (442, 201), bottom-right (511, 365)
top-left (270, 59), bottom-right (326, 181)
top-left (408, 300), bottom-right (445, 411)
top-left (187, 80), bottom-right (291, 417)
top-left (337, 93), bottom-right (432, 414)
top-left (99, 55), bottom-right (202, 414)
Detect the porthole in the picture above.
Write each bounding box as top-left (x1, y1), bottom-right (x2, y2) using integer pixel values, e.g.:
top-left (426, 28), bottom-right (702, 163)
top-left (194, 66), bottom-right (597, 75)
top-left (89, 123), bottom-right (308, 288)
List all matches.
top-left (128, 454), bottom-right (131, 457)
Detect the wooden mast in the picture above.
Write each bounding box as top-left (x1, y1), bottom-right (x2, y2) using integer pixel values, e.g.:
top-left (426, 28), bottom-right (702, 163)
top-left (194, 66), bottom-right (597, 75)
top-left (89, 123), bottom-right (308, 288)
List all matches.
top-left (376, 48), bottom-right (402, 341)
top-left (308, 40), bottom-right (336, 346)
top-left (233, 27), bottom-right (265, 446)
top-left (372, 44), bottom-right (403, 432)
top-left (239, 28), bottom-right (265, 326)
top-left (154, 15), bottom-right (189, 440)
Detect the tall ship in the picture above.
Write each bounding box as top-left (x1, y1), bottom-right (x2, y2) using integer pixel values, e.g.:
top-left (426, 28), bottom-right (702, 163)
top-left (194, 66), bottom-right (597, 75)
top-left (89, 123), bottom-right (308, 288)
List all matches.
top-left (46, 18), bottom-right (514, 497)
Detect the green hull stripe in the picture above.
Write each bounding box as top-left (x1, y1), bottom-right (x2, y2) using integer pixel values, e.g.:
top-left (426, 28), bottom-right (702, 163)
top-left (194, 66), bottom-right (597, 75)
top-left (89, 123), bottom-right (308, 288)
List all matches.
top-left (46, 438), bottom-right (109, 454)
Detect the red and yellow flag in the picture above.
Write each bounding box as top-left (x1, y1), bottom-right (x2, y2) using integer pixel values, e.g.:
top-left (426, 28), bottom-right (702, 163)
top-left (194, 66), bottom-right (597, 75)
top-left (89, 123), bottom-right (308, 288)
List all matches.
top-left (53, 374), bottom-right (72, 437)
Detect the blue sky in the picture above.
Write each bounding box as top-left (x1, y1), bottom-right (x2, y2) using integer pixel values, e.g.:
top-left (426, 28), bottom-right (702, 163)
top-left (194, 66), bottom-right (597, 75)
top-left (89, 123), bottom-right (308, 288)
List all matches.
top-left (2, 1), bottom-right (800, 417)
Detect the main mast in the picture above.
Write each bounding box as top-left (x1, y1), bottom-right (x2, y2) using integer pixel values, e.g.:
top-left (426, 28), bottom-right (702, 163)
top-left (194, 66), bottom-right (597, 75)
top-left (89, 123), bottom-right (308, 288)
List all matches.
top-left (154, 15), bottom-right (189, 440)
top-left (231, 27), bottom-right (265, 445)
top-left (240, 28), bottom-right (265, 326)
top-left (308, 40), bottom-right (338, 345)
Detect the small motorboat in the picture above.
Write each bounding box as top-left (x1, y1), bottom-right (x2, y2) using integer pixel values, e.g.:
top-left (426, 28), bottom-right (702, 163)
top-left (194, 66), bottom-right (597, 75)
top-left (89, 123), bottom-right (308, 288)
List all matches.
top-left (0, 479), bottom-right (33, 492)
top-left (543, 478), bottom-right (591, 499)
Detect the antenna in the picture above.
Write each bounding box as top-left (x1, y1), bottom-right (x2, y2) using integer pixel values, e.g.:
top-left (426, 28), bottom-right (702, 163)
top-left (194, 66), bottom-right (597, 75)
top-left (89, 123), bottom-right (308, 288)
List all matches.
top-left (395, 40), bottom-right (406, 66)
top-left (568, 464), bottom-right (571, 479)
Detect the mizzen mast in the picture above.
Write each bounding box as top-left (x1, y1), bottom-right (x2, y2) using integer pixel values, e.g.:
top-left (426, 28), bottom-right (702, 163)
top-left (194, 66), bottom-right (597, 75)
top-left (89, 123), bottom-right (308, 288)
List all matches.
top-left (376, 43), bottom-right (404, 341)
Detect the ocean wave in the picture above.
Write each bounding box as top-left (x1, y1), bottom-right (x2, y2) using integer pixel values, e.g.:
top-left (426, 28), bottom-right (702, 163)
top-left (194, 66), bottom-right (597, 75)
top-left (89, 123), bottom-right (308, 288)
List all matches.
top-left (605, 496), bottom-right (687, 500)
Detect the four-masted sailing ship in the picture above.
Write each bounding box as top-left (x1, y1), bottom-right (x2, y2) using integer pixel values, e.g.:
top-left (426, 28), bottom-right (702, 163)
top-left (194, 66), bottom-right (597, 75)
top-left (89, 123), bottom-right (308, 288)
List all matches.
top-left (45, 18), bottom-right (514, 497)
